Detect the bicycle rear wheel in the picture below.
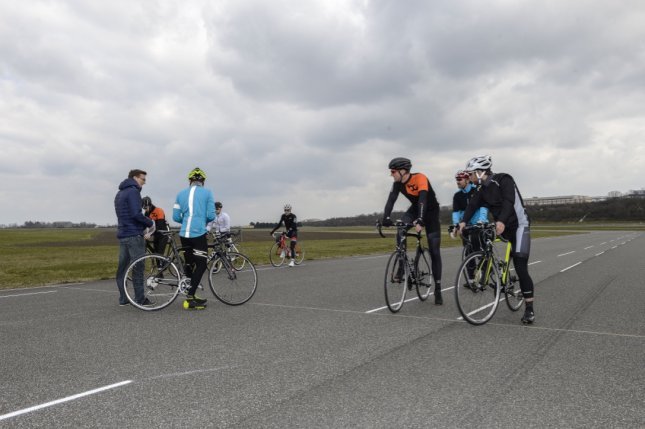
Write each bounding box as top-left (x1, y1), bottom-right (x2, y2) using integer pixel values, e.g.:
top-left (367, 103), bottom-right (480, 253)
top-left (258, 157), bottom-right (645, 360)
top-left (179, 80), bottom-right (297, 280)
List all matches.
top-left (384, 251), bottom-right (408, 313)
top-left (414, 249), bottom-right (433, 301)
top-left (269, 242), bottom-right (286, 267)
top-left (503, 258), bottom-right (524, 311)
top-left (209, 253), bottom-right (258, 305)
top-left (454, 251), bottom-right (501, 325)
top-left (294, 243), bottom-right (305, 265)
top-left (124, 254), bottom-right (181, 311)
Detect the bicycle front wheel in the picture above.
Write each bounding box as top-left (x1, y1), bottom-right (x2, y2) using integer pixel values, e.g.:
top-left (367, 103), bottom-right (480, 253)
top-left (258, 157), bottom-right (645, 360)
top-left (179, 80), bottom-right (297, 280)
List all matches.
top-left (414, 249), bottom-right (434, 301)
top-left (209, 253), bottom-right (258, 305)
top-left (384, 251), bottom-right (408, 313)
top-left (503, 258), bottom-right (524, 311)
top-left (227, 243), bottom-right (246, 270)
top-left (294, 242), bottom-right (305, 265)
top-left (269, 242), bottom-right (285, 267)
top-left (124, 254), bottom-right (181, 311)
top-left (454, 251), bottom-right (501, 325)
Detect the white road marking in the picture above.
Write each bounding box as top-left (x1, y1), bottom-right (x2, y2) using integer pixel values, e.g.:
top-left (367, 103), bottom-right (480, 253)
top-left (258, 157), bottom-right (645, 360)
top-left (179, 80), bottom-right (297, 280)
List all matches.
top-left (561, 262), bottom-right (582, 272)
top-left (595, 251), bottom-right (605, 256)
top-left (0, 291), bottom-right (57, 299)
top-left (584, 246), bottom-right (594, 250)
top-left (528, 260), bottom-right (542, 266)
top-left (0, 380), bottom-right (132, 422)
top-left (557, 251), bottom-right (576, 257)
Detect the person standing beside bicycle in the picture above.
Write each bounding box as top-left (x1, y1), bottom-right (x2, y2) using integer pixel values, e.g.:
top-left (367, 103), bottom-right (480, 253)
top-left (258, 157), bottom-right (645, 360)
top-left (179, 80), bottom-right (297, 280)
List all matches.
top-left (451, 170), bottom-right (489, 253)
top-left (270, 204), bottom-right (298, 267)
top-left (207, 201), bottom-right (234, 250)
top-left (142, 196), bottom-right (170, 256)
top-left (459, 155), bottom-right (535, 324)
top-left (114, 169), bottom-right (154, 306)
top-left (173, 167), bottom-right (216, 310)
top-left (381, 157), bottom-right (444, 305)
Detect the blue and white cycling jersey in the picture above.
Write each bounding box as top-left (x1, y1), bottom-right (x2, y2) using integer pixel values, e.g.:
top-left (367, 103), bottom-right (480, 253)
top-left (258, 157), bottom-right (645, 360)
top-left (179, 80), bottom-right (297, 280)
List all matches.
top-left (173, 185), bottom-right (216, 238)
top-left (452, 183), bottom-right (489, 225)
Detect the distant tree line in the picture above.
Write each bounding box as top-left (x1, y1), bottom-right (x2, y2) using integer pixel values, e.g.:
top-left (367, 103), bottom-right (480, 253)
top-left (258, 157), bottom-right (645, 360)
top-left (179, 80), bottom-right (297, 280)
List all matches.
top-left (250, 196), bottom-right (644, 227)
top-left (19, 221), bottom-right (99, 228)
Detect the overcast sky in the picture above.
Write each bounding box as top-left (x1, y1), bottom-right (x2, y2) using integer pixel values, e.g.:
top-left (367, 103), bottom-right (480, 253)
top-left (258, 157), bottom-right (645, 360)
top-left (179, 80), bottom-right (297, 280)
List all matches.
top-left (1, 0), bottom-right (644, 226)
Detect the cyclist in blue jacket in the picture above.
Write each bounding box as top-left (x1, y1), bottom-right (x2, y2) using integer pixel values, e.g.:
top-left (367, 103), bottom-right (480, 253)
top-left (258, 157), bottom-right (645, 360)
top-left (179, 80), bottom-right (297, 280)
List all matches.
top-left (173, 167), bottom-right (216, 310)
top-left (452, 169), bottom-right (488, 253)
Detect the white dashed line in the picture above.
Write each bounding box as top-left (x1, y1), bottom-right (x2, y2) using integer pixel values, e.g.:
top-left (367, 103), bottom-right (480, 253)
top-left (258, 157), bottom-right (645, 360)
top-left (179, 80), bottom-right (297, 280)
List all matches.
top-left (561, 262), bottom-right (582, 272)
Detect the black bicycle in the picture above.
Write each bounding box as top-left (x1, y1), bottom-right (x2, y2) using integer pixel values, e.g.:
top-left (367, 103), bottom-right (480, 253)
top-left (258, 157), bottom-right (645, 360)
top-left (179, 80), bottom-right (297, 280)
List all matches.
top-left (376, 220), bottom-right (434, 313)
top-left (124, 230), bottom-right (257, 310)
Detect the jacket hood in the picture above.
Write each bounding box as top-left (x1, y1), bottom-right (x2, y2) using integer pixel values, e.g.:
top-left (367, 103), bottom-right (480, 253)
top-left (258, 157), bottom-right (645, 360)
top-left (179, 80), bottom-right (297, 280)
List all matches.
top-left (119, 177), bottom-right (140, 191)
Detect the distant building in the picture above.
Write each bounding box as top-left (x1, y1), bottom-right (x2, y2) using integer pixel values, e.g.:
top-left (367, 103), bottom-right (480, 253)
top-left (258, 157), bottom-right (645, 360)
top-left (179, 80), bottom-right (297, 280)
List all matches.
top-left (524, 195), bottom-right (595, 206)
top-left (607, 191), bottom-right (622, 198)
top-left (625, 189), bottom-right (645, 198)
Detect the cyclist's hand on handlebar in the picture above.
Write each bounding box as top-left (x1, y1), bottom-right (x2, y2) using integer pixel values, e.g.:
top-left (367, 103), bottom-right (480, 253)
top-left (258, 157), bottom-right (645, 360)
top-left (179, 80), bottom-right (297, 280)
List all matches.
top-left (413, 218), bottom-right (424, 233)
top-left (457, 222), bottom-right (466, 236)
top-left (495, 221), bottom-right (505, 236)
top-left (449, 224), bottom-right (458, 239)
top-left (381, 217), bottom-right (393, 227)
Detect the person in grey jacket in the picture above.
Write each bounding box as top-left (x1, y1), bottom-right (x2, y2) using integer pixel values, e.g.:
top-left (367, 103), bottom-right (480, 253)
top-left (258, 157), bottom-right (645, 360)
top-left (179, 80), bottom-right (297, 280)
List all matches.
top-left (114, 169), bottom-right (153, 306)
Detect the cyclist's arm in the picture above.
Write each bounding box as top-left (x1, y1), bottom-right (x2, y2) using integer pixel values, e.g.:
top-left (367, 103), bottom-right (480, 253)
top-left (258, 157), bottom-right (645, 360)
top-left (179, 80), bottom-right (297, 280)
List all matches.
top-left (383, 185), bottom-right (400, 220)
top-left (270, 215), bottom-right (284, 235)
top-left (497, 175), bottom-right (517, 227)
top-left (462, 189), bottom-right (482, 225)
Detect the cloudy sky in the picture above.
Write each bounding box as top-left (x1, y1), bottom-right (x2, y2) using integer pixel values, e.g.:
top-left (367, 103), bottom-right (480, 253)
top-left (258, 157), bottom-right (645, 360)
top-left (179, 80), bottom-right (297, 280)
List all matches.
top-left (1, 0), bottom-right (644, 226)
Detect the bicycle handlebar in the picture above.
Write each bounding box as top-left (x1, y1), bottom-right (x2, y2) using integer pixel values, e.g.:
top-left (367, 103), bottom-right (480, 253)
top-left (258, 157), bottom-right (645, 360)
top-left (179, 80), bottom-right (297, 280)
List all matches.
top-left (375, 220), bottom-right (420, 239)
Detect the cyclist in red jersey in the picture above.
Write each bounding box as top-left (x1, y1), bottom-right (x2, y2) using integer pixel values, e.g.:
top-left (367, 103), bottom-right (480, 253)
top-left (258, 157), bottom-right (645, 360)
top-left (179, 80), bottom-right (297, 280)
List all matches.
top-left (382, 157), bottom-right (443, 304)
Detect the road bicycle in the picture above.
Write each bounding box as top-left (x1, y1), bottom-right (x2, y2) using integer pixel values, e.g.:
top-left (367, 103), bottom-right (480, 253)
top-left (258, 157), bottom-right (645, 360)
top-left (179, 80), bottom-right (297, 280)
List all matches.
top-left (269, 231), bottom-right (305, 267)
top-left (448, 224), bottom-right (478, 260)
top-left (210, 230), bottom-right (245, 271)
top-left (454, 223), bottom-right (524, 325)
top-left (376, 220), bottom-right (434, 313)
top-left (124, 230), bottom-right (258, 310)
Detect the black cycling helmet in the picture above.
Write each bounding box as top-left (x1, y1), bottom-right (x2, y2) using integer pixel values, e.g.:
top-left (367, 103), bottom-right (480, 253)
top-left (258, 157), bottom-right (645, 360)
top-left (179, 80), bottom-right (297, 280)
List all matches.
top-left (141, 196), bottom-right (152, 208)
top-left (388, 157), bottom-right (412, 171)
top-left (215, 201), bottom-right (223, 209)
top-left (188, 167), bottom-right (207, 181)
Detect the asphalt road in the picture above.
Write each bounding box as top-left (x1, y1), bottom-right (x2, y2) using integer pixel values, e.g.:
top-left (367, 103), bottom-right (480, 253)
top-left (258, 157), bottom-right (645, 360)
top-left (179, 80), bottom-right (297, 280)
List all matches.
top-left (1, 231), bottom-right (643, 428)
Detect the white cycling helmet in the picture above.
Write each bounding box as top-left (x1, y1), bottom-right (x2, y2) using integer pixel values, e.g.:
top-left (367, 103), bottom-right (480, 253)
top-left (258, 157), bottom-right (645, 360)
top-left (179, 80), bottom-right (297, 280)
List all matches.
top-left (465, 155), bottom-right (492, 172)
top-left (284, 204), bottom-right (292, 211)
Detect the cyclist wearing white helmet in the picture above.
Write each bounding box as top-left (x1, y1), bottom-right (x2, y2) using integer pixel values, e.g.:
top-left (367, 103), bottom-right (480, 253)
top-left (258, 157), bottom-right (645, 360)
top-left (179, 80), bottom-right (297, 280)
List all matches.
top-left (460, 155), bottom-right (536, 324)
top-left (173, 167), bottom-right (216, 310)
top-left (382, 157), bottom-right (444, 305)
top-left (270, 204), bottom-right (299, 267)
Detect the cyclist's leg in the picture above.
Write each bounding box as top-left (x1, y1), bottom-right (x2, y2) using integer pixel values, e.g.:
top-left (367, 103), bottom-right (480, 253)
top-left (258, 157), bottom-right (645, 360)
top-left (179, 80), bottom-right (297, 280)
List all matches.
top-left (508, 225), bottom-right (535, 323)
top-left (187, 235), bottom-right (209, 298)
top-left (425, 213), bottom-right (443, 304)
top-left (287, 230), bottom-right (297, 260)
top-left (396, 212), bottom-right (415, 279)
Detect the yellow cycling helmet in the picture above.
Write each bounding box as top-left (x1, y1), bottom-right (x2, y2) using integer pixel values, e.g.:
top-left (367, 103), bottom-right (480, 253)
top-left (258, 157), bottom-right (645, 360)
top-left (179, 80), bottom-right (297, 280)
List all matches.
top-left (188, 167), bottom-right (207, 181)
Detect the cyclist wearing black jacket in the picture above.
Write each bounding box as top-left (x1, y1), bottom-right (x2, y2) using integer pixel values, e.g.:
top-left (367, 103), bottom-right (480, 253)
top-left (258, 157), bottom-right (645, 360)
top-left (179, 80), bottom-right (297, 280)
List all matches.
top-left (382, 157), bottom-right (443, 305)
top-left (270, 204), bottom-right (299, 267)
top-left (459, 155), bottom-right (535, 324)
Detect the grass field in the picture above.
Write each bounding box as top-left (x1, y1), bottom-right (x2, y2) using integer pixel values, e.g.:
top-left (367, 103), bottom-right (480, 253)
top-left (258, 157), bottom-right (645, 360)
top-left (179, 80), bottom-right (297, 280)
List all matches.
top-left (1, 223), bottom-right (643, 289)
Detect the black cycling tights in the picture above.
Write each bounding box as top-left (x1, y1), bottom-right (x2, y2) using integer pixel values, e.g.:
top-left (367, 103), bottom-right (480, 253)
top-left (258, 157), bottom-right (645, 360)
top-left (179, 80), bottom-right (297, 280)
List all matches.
top-left (180, 234), bottom-right (209, 296)
top-left (426, 232), bottom-right (442, 283)
top-left (512, 255), bottom-right (534, 299)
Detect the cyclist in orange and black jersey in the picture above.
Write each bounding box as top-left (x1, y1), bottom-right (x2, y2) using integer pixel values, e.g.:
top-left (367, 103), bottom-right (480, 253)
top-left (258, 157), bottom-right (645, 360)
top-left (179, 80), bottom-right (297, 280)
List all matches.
top-left (382, 157), bottom-right (443, 304)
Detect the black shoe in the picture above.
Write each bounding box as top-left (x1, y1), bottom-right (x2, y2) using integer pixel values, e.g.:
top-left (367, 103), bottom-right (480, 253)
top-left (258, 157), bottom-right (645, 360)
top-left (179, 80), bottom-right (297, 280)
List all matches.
top-left (119, 301), bottom-right (130, 306)
top-left (183, 299), bottom-right (207, 310)
top-left (521, 309), bottom-right (535, 324)
top-left (139, 298), bottom-right (153, 306)
top-left (187, 295), bottom-right (207, 305)
top-left (434, 288), bottom-right (443, 305)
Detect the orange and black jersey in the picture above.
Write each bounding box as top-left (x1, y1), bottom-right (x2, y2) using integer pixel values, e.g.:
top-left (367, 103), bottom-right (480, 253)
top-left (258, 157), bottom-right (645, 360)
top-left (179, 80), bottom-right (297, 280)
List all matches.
top-left (146, 206), bottom-right (169, 232)
top-left (384, 172), bottom-right (440, 220)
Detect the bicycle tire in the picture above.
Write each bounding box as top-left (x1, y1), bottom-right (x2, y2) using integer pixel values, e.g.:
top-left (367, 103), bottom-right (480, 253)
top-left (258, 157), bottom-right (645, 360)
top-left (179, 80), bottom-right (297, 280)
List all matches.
top-left (209, 252), bottom-right (257, 305)
top-left (461, 243), bottom-right (473, 261)
top-left (503, 258), bottom-right (524, 311)
top-left (227, 243), bottom-right (246, 271)
top-left (269, 242), bottom-right (286, 267)
top-left (384, 251), bottom-right (408, 313)
top-left (294, 242), bottom-right (305, 265)
top-left (414, 248), bottom-right (433, 301)
top-left (124, 254), bottom-right (181, 311)
top-left (454, 251), bottom-right (501, 325)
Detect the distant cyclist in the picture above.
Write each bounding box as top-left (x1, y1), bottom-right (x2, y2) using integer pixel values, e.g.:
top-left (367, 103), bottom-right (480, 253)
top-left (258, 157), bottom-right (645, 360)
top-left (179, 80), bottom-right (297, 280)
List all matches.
top-left (451, 170), bottom-right (488, 253)
top-left (459, 155), bottom-right (536, 324)
top-left (142, 196), bottom-right (170, 256)
top-left (270, 204), bottom-right (298, 267)
top-left (207, 201), bottom-right (231, 236)
top-left (173, 167), bottom-right (216, 310)
top-left (381, 157), bottom-right (443, 305)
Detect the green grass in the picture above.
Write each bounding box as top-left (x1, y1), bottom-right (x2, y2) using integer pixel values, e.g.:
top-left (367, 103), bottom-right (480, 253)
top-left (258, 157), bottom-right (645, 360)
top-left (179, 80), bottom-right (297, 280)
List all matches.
top-left (0, 224), bottom-right (640, 289)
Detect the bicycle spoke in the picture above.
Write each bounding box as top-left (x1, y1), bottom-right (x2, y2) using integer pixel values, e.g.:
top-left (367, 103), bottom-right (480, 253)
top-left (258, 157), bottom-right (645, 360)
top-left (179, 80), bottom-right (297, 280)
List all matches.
top-left (454, 252), bottom-right (501, 325)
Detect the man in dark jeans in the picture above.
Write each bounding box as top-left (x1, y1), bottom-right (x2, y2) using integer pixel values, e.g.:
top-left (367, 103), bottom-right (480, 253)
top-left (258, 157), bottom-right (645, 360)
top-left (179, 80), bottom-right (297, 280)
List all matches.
top-left (114, 169), bottom-right (154, 306)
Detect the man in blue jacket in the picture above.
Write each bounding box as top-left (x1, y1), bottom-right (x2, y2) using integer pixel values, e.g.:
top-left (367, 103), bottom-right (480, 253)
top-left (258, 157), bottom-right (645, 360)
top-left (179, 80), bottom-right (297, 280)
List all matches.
top-left (173, 167), bottom-right (216, 310)
top-left (114, 169), bottom-right (154, 306)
